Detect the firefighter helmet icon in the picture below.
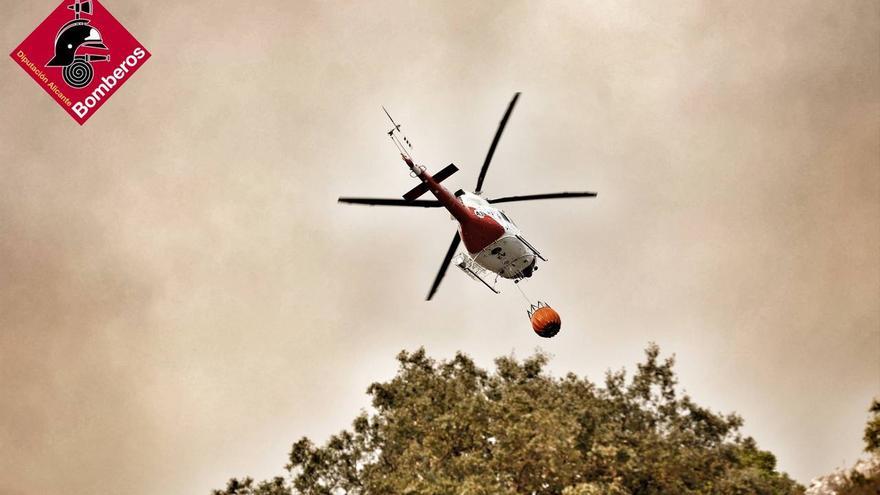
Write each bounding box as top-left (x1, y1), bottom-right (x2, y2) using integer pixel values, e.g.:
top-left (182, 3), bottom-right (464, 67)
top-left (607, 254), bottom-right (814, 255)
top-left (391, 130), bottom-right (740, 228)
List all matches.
top-left (46, 0), bottom-right (109, 88)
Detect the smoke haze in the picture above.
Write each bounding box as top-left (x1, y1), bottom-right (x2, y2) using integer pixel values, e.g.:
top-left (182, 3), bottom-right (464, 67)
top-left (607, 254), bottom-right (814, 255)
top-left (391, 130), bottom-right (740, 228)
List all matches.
top-left (1, 1), bottom-right (878, 494)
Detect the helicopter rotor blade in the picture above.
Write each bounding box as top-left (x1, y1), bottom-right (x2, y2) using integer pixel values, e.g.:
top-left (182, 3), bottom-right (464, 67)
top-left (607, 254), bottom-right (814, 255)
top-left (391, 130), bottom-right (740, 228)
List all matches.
top-left (338, 197), bottom-right (442, 208)
top-left (475, 92), bottom-right (520, 194)
top-left (427, 231), bottom-right (461, 301)
top-left (486, 191), bottom-right (598, 204)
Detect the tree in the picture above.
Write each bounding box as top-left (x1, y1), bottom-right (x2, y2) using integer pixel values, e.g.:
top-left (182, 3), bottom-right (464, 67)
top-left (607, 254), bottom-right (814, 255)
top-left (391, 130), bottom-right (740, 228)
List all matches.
top-left (214, 477), bottom-right (289, 495)
top-left (863, 399), bottom-right (880, 455)
top-left (214, 345), bottom-right (802, 494)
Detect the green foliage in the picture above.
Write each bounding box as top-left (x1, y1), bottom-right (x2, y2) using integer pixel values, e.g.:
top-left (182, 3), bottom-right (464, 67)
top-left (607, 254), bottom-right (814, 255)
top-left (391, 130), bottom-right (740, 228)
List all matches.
top-left (863, 398), bottom-right (880, 454)
top-left (214, 345), bottom-right (802, 495)
top-left (840, 468), bottom-right (880, 495)
top-left (215, 476), bottom-right (289, 495)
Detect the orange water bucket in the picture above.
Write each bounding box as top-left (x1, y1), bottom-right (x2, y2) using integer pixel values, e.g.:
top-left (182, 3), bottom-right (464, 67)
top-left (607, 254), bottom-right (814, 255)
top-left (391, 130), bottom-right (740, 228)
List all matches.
top-left (528, 302), bottom-right (561, 338)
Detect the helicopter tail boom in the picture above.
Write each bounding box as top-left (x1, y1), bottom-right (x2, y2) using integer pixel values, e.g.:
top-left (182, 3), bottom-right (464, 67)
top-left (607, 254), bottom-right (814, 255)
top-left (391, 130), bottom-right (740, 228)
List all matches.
top-left (403, 163), bottom-right (458, 201)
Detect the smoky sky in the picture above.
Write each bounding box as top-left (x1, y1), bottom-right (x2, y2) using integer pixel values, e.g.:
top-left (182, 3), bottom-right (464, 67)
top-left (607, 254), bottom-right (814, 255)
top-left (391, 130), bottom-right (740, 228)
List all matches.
top-left (1, 1), bottom-right (878, 494)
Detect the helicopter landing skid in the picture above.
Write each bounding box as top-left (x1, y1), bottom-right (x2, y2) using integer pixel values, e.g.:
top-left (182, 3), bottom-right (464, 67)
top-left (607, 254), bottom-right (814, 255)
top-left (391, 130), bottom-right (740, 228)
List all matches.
top-left (454, 255), bottom-right (500, 294)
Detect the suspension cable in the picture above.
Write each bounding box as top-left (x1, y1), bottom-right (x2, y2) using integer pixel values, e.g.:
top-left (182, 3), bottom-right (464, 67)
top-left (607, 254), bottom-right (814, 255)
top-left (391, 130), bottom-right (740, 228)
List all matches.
top-left (515, 282), bottom-right (534, 306)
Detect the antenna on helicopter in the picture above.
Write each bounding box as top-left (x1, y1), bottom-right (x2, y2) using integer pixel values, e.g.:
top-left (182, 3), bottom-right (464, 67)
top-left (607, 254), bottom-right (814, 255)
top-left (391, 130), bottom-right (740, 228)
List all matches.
top-left (382, 106), bottom-right (415, 161)
top-left (382, 106), bottom-right (401, 136)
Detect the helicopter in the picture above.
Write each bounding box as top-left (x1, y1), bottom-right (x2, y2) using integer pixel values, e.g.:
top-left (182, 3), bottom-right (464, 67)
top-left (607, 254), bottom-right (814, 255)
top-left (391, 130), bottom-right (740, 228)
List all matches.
top-left (339, 93), bottom-right (597, 301)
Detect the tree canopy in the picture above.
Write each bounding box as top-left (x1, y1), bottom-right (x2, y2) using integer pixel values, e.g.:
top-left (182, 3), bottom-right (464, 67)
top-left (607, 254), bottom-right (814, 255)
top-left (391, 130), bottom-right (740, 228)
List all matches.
top-left (214, 345), bottom-right (802, 495)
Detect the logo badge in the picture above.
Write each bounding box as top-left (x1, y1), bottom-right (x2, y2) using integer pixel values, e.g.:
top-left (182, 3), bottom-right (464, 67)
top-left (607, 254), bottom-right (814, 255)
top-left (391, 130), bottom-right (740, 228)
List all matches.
top-left (10, 0), bottom-right (150, 125)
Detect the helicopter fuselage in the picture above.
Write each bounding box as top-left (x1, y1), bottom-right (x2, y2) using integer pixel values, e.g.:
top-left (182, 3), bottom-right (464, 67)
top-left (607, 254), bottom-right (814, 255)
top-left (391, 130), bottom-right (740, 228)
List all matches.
top-left (456, 192), bottom-right (537, 279)
top-left (406, 156), bottom-right (537, 280)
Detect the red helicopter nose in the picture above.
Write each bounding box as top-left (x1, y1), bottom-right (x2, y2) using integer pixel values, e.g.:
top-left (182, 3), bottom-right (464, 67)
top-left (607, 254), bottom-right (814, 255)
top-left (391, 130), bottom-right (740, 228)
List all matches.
top-left (530, 305), bottom-right (561, 338)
